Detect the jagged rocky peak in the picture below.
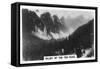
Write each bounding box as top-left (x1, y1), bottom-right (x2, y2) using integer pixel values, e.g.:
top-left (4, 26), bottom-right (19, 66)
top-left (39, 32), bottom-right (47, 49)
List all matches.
top-left (60, 16), bottom-right (65, 24)
top-left (22, 9), bottom-right (70, 40)
top-left (22, 9), bottom-right (44, 33)
top-left (40, 12), bottom-right (55, 33)
top-left (53, 15), bottom-right (62, 32)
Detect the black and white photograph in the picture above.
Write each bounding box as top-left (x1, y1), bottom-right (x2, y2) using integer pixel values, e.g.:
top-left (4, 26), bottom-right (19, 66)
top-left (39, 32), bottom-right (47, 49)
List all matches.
top-left (11, 2), bottom-right (97, 66)
top-left (20, 5), bottom-right (96, 64)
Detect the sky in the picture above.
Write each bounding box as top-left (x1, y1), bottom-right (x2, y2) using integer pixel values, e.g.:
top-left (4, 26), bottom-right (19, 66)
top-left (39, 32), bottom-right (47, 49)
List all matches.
top-left (21, 6), bottom-right (95, 40)
top-left (21, 5), bottom-right (95, 19)
top-left (21, 5), bottom-right (95, 29)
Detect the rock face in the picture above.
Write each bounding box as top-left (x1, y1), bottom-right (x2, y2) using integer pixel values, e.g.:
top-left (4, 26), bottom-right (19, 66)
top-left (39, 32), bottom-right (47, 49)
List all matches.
top-left (22, 9), bottom-right (67, 60)
top-left (40, 12), bottom-right (55, 33)
top-left (22, 9), bottom-right (44, 33)
top-left (22, 9), bottom-right (94, 60)
top-left (22, 9), bottom-right (67, 39)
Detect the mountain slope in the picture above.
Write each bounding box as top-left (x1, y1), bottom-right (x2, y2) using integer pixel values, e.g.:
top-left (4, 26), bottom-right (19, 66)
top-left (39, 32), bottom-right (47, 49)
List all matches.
top-left (22, 9), bottom-right (94, 60)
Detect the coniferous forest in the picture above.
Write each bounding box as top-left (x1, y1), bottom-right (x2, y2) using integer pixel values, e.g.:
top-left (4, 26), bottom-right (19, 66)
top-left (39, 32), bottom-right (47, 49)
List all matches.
top-left (22, 9), bottom-right (94, 61)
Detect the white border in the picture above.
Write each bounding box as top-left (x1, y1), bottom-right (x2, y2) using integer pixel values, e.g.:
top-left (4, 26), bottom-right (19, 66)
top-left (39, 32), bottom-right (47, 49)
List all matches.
top-left (20, 5), bottom-right (96, 64)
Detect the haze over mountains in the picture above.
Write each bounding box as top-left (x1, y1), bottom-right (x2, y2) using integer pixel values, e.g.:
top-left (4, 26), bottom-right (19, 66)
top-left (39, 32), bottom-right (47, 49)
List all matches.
top-left (22, 9), bottom-right (94, 40)
top-left (22, 9), bottom-right (94, 60)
